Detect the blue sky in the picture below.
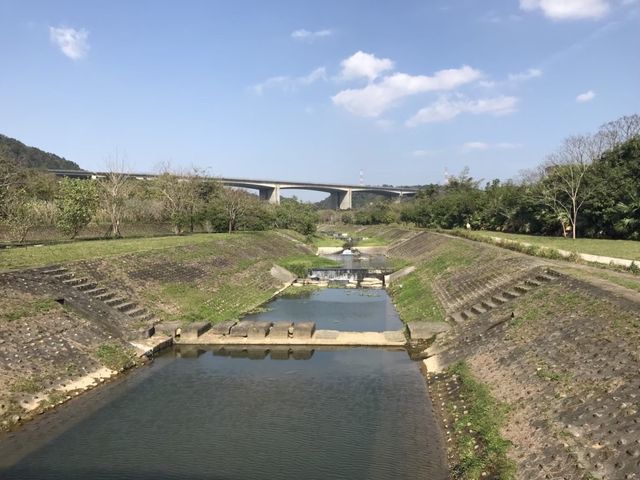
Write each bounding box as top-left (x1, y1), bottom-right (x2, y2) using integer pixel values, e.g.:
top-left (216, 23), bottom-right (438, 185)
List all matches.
top-left (1, 0), bottom-right (639, 200)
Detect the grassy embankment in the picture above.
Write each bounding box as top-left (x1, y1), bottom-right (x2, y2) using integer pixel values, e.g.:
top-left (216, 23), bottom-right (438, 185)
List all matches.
top-left (0, 231), bottom-right (337, 324)
top-left (447, 362), bottom-right (516, 480)
top-left (443, 229), bottom-right (640, 293)
top-left (459, 229), bottom-right (640, 260)
top-left (388, 238), bottom-right (474, 323)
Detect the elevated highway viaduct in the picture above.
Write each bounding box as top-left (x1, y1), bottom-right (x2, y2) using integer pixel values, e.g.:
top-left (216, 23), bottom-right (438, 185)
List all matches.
top-left (48, 170), bottom-right (419, 210)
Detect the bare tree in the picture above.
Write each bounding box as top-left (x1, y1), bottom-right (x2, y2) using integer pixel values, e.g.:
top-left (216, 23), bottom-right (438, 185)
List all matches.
top-left (99, 153), bottom-right (132, 238)
top-left (219, 188), bottom-right (251, 234)
top-left (539, 135), bottom-right (603, 239)
top-left (598, 114), bottom-right (640, 150)
top-left (154, 162), bottom-right (205, 234)
top-left (0, 157), bottom-right (19, 216)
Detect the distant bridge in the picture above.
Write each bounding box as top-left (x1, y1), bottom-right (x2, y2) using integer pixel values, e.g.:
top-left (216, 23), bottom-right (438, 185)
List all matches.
top-left (48, 170), bottom-right (419, 210)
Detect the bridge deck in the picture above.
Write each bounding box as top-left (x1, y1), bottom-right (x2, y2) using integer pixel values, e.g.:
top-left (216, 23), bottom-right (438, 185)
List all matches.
top-left (177, 329), bottom-right (406, 347)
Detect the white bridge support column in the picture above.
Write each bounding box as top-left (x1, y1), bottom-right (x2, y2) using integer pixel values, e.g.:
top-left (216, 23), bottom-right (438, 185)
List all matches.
top-left (330, 189), bottom-right (352, 210)
top-left (259, 185), bottom-right (280, 205)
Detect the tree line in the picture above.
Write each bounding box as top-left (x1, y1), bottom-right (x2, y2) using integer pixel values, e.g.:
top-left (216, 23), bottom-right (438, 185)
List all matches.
top-left (353, 114), bottom-right (640, 240)
top-left (0, 159), bottom-right (319, 243)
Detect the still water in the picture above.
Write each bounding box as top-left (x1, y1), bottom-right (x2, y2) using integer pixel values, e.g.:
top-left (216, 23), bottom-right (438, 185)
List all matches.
top-left (0, 347), bottom-right (448, 480)
top-left (243, 288), bottom-right (403, 331)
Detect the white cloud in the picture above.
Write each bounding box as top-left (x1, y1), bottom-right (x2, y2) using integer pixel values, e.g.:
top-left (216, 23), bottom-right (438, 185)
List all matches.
top-left (576, 90), bottom-right (596, 102)
top-left (406, 95), bottom-right (518, 126)
top-left (462, 141), bottom-right (523, 152)
top-left (508, 68), bottom-right (542, 82)
top-left (519, 0), bottom-right (610, 20)
top-left (291, 29), bottom-right (333, 41)
top-left (332, 65), bottom-right (482, 117)
top-left (339, 51), bottom-right (395, 81)
top-left (49, 26), bottom-right (89, 60)
top-left (252, 67), bottom-right (327, 94)
top-left (462, 142), bottom-right (490, 151)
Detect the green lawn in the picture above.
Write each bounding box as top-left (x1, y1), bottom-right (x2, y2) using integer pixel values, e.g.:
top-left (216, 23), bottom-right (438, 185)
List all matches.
top-left (468, 230), bottom-right (640, 261)
top-left (0, 233), bottom-right (242, 271)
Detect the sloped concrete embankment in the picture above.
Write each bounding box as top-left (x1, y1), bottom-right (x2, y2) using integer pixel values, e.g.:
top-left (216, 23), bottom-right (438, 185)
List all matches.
top-left (388, 231), bottom-right (640, 479)
top-left (0, 232), bottom-right (308, 430)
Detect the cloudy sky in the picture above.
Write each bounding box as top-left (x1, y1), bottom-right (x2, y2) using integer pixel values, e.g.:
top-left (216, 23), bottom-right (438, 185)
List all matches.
top-left (1, 0), bottom-right (639, 199)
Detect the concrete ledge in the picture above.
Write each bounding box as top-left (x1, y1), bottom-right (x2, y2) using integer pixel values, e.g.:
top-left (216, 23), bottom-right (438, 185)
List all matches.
top-left (180, 329), bottom-right (407, 347)
top-left (210, 320), bottom-right (237, 335)
top-left (269, 322), bottom-right (293, 340)
top-left (294, 321), bottom-right (316, 339)
top-left (229, 320), bottom-right (253, 337)
top-left (407, 321), bottom-right (451, 341)
top-left (247, 321), bottom-right (273, 339)
top-left (181, 321), bottom-right (211, 340)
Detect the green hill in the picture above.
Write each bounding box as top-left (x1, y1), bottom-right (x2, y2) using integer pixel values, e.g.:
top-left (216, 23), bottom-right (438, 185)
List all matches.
top-left (0, 134), bottom-right (81, 170)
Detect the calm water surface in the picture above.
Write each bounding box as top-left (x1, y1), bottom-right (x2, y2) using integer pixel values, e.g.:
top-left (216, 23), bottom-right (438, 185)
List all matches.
top-left (243, 288), bottom-right (403, 331)
top-left (0, 347), bottom-right (448, 480)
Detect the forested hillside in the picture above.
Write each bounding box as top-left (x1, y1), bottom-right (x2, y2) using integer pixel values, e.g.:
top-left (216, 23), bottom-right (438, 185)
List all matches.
top-left (0, 134), bottom-right (81, 170)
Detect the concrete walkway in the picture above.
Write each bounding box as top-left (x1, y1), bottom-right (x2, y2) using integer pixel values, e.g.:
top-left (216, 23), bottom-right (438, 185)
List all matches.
top-left (178, 329), bottom-right (407, 347)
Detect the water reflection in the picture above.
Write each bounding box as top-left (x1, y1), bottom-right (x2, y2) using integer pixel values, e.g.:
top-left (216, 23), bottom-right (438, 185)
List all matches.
top-left (0, 348), bottom-right (448, 480)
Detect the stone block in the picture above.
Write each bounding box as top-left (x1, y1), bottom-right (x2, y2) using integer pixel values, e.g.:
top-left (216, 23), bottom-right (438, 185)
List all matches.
top-left (181, 321), bottom-right (211, 340)
top-left (293, 322), bottom-right (316, 339)
top-left (229, 320), bottom-right (252, 337)
top-left (154, 321), bottom-right (181, 336)
top-left (269, 322), bottom-right (293, 340)
top-left (247, 321), bottom-right (273, 339)
top-left (137, 324), bottom-right (155, 339)
top-left (407, 322), bottom-right (451, 341)
top-left (210, 320), bottom-right (237, 335)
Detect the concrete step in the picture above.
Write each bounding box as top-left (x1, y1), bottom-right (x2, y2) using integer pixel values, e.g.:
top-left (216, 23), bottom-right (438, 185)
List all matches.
top-left (105, 297), bottom-right (126, 307)
top-left (514, 285), bottom-right (530, 294)
top-left (503, 290), bottom-right (520, 299)
top-left (127, 307), bottom-right (147, 318)
top-left (525, 279), bottom-right (542, 287)
top-left (491, 295), bottom-right (508, 305)
top-left (62, 277), bottom-right (85, 287)
top-left (76, 282), bottom-right (98, 292)
top-left (114, 302), bottom-right (137, 313)
top-left (54, 273), bottom-right (74, 281)
top-left (84, 287), bottom-right (108, 297)
top-left (42, 267), bottom-right (66, 275)
top-left (481, 300), bottom-right (497, 310)
top-left (536, 273), bottom-right (557, 282)
top-left (450, 312), bottom-right (466, 324)
top-left (134, 312), bottom-right (155, 322)
top-left (470, 304), bottom-right (487, 315)
top-left (96, 292), bottom-right (116, 301)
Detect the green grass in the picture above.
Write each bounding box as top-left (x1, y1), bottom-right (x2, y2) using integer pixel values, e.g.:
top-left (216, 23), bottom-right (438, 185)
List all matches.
top-left (1, 298), bottom-right (58, 322)
top-left (277, 254), bottom-right (340, 278)
top-left (11, 376), bottom-right (45, 394)
top-left (0, 233), bottom-right (239, 271)
top-left (311, 236), bottom-right (346, 247)
top-left (95, 343), bottom-right (137, 371)
top-left (388, 240), bottom-right (474, 322)
top-left (563, 267), bottom-right (640, 293)
top-left (448, 362), bottom-right (516, 480)
top-left (277, 285), bottom-right (319, 299)
top-left (467, 230), bottom-right (640, 260)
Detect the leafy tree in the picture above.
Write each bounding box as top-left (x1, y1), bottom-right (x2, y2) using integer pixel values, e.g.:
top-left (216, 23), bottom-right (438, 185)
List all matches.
top-left (274, 198), bottom-right (320, 235)
top-left (55, 178), bottom-right (99, 238)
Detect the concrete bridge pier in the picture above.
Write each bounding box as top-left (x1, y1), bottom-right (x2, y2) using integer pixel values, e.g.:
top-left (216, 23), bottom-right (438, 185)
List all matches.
top-left (330, 189), bottom-right (352, 210)
top-left (259, 185), bottom-right (280, 205)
